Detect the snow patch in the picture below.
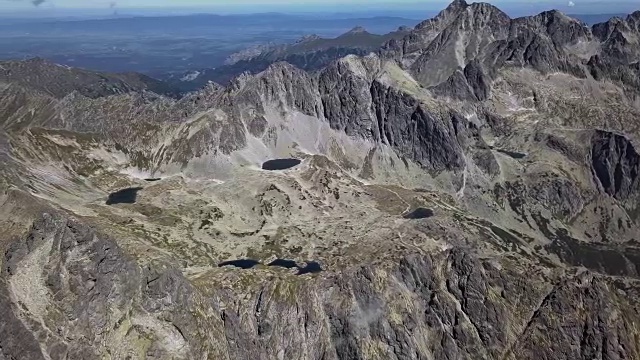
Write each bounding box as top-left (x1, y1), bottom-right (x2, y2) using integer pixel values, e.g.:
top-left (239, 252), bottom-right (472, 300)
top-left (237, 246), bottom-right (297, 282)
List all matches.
top-left (504, 92), bottom-right (535, 112)
top-left (180, 71), bottom-right (201, 82)
top-left (120, 167), bottom-right (160, 180)
top-left (131, 315), bottom-right (189, 355)
top-left (340, 56), bottom-right (369, 79)
top-left (55, 63), bottom-right (73, 70)
top-left (87, 147), bottom-right (128, 166)
top-left (455, 33), bottom-right (467, 68)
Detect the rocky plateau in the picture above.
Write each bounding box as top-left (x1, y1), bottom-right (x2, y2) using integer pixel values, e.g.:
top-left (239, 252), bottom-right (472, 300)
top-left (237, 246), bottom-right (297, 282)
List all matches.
top-left (1, 1), bottom-right (640, 359)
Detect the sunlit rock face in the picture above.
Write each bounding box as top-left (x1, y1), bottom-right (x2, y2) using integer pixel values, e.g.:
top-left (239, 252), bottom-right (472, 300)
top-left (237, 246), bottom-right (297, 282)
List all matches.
top-left (1, 1), bottom-right (640, 358)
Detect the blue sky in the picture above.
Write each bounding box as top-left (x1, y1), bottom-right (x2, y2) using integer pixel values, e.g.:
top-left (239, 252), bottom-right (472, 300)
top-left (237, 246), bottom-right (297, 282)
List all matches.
top-left (0, 0), bottom-right (550, 9)
top-left (7, 0), bottom-right (445, 8)
top-left (1, 0), bottom-right (637, 14)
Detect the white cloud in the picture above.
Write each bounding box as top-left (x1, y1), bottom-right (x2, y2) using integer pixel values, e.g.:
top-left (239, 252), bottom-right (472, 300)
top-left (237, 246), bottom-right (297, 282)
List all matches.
top-left (568, 1), bottom-right (575, 6)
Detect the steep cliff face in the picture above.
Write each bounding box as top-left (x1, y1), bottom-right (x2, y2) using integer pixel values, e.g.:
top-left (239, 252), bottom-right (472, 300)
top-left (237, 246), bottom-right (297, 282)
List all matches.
top-left (1, 213), bottom-right (226, 359)
top-left (317, 57), bottom-right (468, 171)
top-left (593, 13), bottom-right (640, 63)
top-left (411, 2), bottom-right (511, 87)
top-left (38, 55), bottom-right (472, 176)
top-left (589, 14), bottom-right (640, 93)
top-left (382, 0), bottom-right (640, 100)
top-left (591, 131), bottom-right (640, 203)
top-left (369, 81), bottom-right (467, 171)
top-left (3, 213), bottom-right (639, 360)
top-left (318, 58), bottom-right (378, 138)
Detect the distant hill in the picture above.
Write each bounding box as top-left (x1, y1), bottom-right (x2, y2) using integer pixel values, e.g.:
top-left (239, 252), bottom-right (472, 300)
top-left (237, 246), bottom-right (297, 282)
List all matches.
top-left (570, 13), bottom-right (630, 25)
top-left (0, 57), bottom-right (180, 99)
top-left (166, 11), bottom-right (638, 91)
top-left (0, 12), bottom-right (418, 77)
top-left (168, 25), bottom-right (412, 91)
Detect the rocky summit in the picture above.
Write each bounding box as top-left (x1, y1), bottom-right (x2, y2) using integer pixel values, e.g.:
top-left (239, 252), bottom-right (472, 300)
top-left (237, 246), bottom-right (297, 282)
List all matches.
top-left (1, 1), bottom-right (640, 359)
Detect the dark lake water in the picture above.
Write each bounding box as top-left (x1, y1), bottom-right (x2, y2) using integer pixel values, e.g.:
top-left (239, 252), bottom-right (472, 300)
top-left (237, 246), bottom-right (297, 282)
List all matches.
top-left (106, 187), bottom-right (143, 205)
top-left (218, 258), bottom-right (323, 275)
top-left (268, 259), bottom-right (298, 269)
top-left (262, 158), bottom-right (301, 170)
top-left (218, 259), bottom-right (260, 269)
top-left (297, 261), bottom-right (323, 275)
top-left (145, 178), bottom-right (161, 182)
top-left (403, 208), bottom-right (434, 219)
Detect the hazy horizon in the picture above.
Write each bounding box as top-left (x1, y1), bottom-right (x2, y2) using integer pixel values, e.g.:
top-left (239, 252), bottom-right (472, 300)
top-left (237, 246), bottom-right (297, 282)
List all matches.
top-left (1, 0), bottom-right (638, 18)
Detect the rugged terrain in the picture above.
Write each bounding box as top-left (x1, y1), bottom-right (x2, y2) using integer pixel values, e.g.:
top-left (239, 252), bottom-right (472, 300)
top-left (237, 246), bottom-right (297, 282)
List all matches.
top-left (1, 1), bottom-right (640, 359)
top-left (172, 25), bottom-right (412, 90)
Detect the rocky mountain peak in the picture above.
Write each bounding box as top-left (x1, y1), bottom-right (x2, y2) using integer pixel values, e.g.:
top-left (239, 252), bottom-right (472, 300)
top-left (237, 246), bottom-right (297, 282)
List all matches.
top-left (534, 9), bottom-right (592, 45)
top-left (536, 9), bottom-right (579, 23)
top-left (627, 11), bottom-right (640, 30)
top-left (512, 8), bottom-right (590, 40)
top-left (590, 12), bottom-right (640, 64)
top-left (25, 56), bottom-right (52, 65)
top-left (344, 26), bottom-right (368, 35)
top-left (466, 1), bottom-right (504, 14)
top-left (414, 0), bottom-right (469, 31)
top-left (1, 57), bottom-right (63, 74)
top-left (261, 61), bottom-right (303, 75)
top-left (450, 1), bottom-right (511, 30)
top-left (414, 1), bottom-right (510, 39)
top-left (296, 34), bottom-right (321, 43)
top-left (592, 17), bottom-right (627, 41)
top-left (446, 0), bottom-right (469, 13)
top-left (0, 58), bottom-right (180, 99)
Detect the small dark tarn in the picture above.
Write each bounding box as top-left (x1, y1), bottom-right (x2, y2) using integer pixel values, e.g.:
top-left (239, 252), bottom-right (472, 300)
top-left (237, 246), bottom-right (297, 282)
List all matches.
top-left (218, 259), bottom-right (260, 269)
top-left (106, 187), bottom-right (143, 205)
top-left (218, 258), bottom-right (324, 275)
top-left (268, 259), bottom-right (298, 269)
top-left (403, 208), bottom-right (435, 219)
top-left (297, 261), bottom-right (323, 275)
top-left (145, 178), bottom-right (161, 182)
top-left (262, 158), bottom-right (301, 170)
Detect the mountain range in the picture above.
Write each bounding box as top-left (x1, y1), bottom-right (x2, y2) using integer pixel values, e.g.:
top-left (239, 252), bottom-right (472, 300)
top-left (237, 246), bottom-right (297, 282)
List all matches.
top-left (168, 9), bottom-right (640, 92)
top-left (169, 25), bottom-right (414, 90)
top-left (0, 13), bottom-right (419, 77)
top-left (1, 1), bottom-right (640, 359)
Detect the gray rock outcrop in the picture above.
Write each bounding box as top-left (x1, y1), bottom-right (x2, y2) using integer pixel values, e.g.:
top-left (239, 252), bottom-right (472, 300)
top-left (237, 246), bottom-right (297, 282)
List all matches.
top-left (3, 214), bottom-right (639, 359)
top-left (591, 131), bottom-right (640, 202)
